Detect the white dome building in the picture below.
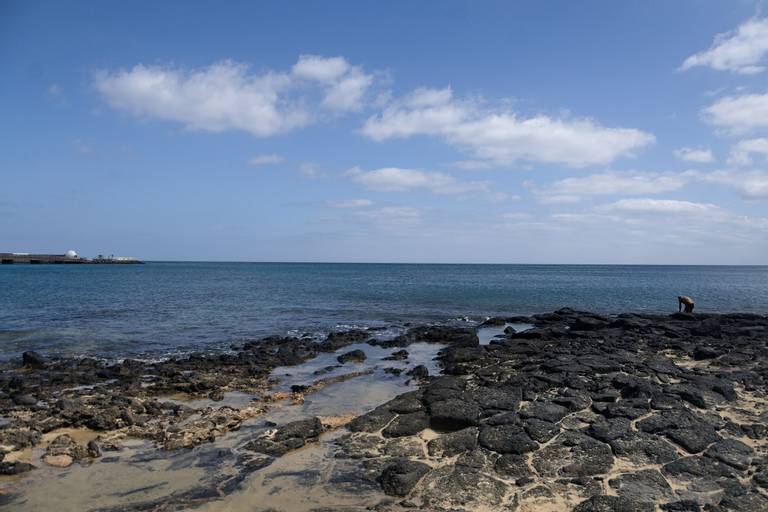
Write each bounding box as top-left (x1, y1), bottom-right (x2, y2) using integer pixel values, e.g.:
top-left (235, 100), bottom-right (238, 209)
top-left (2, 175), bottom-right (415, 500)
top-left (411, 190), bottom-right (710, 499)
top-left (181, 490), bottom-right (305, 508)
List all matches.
top-left (65, 249), bottom-right (79, 259)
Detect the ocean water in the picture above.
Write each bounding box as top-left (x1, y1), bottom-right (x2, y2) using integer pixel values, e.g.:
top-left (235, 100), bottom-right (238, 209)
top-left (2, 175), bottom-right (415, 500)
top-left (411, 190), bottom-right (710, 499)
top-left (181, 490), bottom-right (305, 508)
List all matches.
top-left (1, 262), bottom-right (767, 360)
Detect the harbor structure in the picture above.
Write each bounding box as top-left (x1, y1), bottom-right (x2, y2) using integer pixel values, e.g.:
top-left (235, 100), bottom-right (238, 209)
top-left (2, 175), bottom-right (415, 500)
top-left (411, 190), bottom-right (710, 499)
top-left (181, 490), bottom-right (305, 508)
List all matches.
top-left (0, 250), bottom-right (143, 264)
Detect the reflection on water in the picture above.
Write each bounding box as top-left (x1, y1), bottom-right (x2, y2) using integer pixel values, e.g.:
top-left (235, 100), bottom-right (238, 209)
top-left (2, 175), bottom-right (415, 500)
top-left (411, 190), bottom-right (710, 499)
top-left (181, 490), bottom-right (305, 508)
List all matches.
top-left (198, 429), bottom-right (385, 512)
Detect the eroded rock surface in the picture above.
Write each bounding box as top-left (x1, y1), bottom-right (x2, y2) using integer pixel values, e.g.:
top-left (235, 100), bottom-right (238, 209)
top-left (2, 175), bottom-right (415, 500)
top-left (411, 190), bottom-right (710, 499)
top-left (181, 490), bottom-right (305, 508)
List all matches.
top-left (0, 329), bottom-right (381, 458)
top-left (244, 417), bottom-right (324, 456)
top-left (338, 309), bottom-right (768, 511)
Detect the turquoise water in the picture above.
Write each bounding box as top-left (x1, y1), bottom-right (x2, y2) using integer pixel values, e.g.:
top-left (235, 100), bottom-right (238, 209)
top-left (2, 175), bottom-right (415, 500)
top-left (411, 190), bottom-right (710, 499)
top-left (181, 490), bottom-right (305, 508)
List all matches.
top-left (1, 262), bottom-right (767, 359)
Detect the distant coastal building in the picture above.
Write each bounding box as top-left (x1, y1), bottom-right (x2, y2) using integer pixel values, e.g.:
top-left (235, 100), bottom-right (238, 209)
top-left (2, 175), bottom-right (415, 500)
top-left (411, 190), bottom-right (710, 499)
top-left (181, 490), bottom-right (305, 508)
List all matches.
top-left (93, 254), bottom-right (142, 264)
top-left (0, 250), bottom-right (143, 264)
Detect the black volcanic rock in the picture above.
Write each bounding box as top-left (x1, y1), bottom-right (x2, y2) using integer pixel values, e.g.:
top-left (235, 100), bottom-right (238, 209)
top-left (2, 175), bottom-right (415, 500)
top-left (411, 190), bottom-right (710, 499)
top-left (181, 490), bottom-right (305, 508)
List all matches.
top-left (0, 461), bottom-right (35, 475)
top-left (406, 365), bottom-right (429, 380)
top-left (244, 417), bottom-right (323, 456)
top-left (705, 438), bottom-right (754, 470)
top-left (384, 349), bottom-right (409, 361)
top-left (608, 469), bottom-right (674, 502)
top-left (693, 345), bottom-right (720, 360)
top-left (427, 427), bottom-right (478, 457)
top-left (378, 458), bottom-right (430, 496)
top-left (523, 418), bottom-right (560, 443)
top-left (478, 424), bottom-right (537, 454)
top-left (662, 455), bottom-right (736, 481)
top-left (386, 391), bottom-right (424, 414)
top-left (320, 329), bottom-right (370, 351)
top-left (337, 349), bottom-right (367, 364)
top-left (428, 398), bottom-right (480, 431)
top-left (661, 501), bottom-right (701, 512)
top-left (382, 412), bottom-right (429, 438)
top-left (608, 431), bottom-right (679, 465)
top-left (22, 351), bottom-right (46, 369)
top-left (533, 432), bottom-right (613, 478)
top-left (519, 400), bottom-right (569, 423)
top-left (12, 394), bottom-right (37, 406)
top-left (571, 316), bottom-right (610, 331)
top-left (381, 325), bottom-right (479, 348)
top-left (573, 495), bottom-right (654, 512)
top-left (637, 410), bottom-right (721, 453)
top-left (347, 407), bottom-right (397, 433)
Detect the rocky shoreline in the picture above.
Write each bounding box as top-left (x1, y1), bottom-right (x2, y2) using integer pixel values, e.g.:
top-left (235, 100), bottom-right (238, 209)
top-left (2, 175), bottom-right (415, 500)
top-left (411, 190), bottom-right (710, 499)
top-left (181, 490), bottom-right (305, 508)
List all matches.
top-left (1, 309), bottom-right (767, 511)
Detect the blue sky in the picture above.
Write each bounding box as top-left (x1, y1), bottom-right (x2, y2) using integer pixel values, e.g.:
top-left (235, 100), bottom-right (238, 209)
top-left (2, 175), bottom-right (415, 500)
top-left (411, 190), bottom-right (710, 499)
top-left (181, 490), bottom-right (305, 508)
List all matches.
top-left (2, 0), bottom-right (768, 263)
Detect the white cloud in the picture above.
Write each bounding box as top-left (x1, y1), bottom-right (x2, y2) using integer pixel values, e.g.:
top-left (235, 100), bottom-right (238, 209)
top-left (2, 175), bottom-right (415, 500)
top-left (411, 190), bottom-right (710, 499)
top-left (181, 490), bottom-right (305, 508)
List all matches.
top-left (322, 68), bottom-right (374, 112)
top-left (703, 92), bottom-right (768, 133)
top-left (95, 61), bottom-right (302, 136)
top-left (248, 154), bottom-right (284, 167)
top-left (95, 56), bottom-right (375, 137)
top-left (346, 166), bottom-right (493, 196)
top-left (673, 147), bottom-right (714, 163)
top-left (530, 171), bottom-right (691, 203)
top-left (292, 55), bottom-right (350, 82)
top-left (554, 172), bottom-right (688, 196)
top-left (362, 88), bottom-right (466, 140)
top-left (598, 198), bottom-right (721, 215)
top-left (291, 55), bottom-right (374, 112)
top-left (361, 87), bottom-right (654, 167)
top-left (681, 18), bottom-right (768, 74)
top-left (326, 199), bottom-right (373, 208)
top-left (404, 87), bottom-right (455, 107)
top-left (589, 168), bottom-right (768, 199)
top-left (701, 170), bottom-right (768, 199)
top-left (727, 138), bottom-right (768, 165)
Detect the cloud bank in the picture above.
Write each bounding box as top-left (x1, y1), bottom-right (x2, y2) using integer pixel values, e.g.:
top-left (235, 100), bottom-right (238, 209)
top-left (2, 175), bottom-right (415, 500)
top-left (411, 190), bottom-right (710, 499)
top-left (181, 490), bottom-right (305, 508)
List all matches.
top-left (673, 147), bottom-right (714, 163)
top-left (728, 138), bottom-right (768, 165)
top-left (531, 171), bottom-right (691, 203)
top-left (681, 17), bottom-right (768, 74)
top-left (361, 87), bottom-right (654, 168)
top-left (703, 92), bottom-right (768, 133)
top-left (346, 166), bottom-right (494, 196)
top-left (95, 56), bottom-right (375, 137)
top-left (598, 198), bottom-right (721, 215)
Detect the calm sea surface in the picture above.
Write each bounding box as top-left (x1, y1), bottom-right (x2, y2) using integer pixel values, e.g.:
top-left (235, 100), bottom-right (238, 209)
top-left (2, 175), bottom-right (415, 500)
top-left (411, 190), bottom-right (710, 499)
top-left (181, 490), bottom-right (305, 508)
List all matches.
top-left (1, 262), bottom-right (767, 360)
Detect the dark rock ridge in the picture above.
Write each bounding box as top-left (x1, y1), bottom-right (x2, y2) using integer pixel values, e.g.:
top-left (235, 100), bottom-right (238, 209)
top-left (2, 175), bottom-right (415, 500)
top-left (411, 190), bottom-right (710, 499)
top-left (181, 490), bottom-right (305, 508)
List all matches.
top-left (0, 329), bottom-right (383, 455)
top-left (378, 325), bottom-right (479, 348)
top-left (339, 308), bottom-right (768, 511)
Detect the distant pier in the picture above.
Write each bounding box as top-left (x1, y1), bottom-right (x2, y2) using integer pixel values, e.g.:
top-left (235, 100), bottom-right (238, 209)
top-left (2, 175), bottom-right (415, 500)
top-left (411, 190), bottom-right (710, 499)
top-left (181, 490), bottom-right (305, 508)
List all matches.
top-left (0, 250), bottom-right (143, 264)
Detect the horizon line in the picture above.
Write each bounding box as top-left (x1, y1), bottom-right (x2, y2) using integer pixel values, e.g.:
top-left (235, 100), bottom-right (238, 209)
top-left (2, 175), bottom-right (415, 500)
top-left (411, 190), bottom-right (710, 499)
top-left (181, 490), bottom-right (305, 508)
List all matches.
top-left (134, 260), bottom-right (768, 266)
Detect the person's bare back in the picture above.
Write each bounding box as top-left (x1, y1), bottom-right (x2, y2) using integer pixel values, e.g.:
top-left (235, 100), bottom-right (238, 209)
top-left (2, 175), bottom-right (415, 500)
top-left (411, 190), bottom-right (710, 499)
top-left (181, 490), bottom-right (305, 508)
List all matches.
top-left (678, 295), bottom-right (694, 313)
